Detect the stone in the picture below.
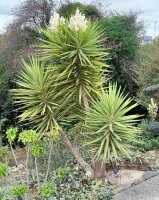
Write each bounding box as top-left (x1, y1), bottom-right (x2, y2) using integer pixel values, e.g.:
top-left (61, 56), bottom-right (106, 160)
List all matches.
top-left (10, 167), bottom-right (18, 173)
top-left (18, 164), bottom-right (24, 170)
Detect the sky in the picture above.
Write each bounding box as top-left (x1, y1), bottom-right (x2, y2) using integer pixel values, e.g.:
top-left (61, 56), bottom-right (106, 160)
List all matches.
top-left (0, 0), bottom-right (159, 37)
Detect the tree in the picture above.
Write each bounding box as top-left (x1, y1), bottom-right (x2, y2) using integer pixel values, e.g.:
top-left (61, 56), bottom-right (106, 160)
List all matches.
top-left (58, 2), bottom-right (144, 95)
top-left (0, 119), bottom-right (7, 146)
top-left (12, 10), bottom-right (140, 178)
top-left (0, 0), bottom-right (56, 132)
top-left (136, 41), bottom-right (159, 108)
top-left (10, 0), bottom-right (55, 30)
top-left (100, 11), bottom-right (144, 94)
top-left (58, 1), bottom-right (102, 20)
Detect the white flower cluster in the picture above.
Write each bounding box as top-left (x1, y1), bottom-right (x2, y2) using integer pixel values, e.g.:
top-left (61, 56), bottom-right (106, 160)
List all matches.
top-left (49, 12), bottom-right (65, 31)
top-left (147, 98), bottom-right (158, 121)
top-left (49, 8), bottom-right (88, 32)
top-left (68, 8), bottom-right (88, 32)
top-left (85, 170), bottom-right (92, 177)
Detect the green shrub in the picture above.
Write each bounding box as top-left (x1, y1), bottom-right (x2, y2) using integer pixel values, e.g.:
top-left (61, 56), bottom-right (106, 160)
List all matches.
top-left (58, 2), bottom-right (101, 20)
top-left (134, 120), bottom-right (159, 151)
top-left (40, 182), bottom-right (57, 199)
top-left (0, 146), bottom-right (9, 160)
top-left (100, 13), bottom-right (142, 93)
top-left (18, 130), bottom-right (38, 144)
top-left (6, 127), bottom-right (18, 144)
top-left (0, 163), bottom-right (8, 178)
top-left (30, 140), bottom-right (46, 157)
top-left (43, 163), bottom-right (113, 200)
top-left (147, 121), bottom-right (159, 137)
top-left (11, 184), bottom-right (29, 198)
top-left (136, 41), bottom-right (159, 107)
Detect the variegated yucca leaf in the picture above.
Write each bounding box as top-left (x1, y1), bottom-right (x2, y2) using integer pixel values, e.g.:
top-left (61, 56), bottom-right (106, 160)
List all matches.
top-left (11, 56), bottom-right (74, 135)
top-left (84, 83), bottom-right (141, 162)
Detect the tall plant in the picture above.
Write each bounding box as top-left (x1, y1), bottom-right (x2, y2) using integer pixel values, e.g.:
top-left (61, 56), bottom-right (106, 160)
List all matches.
top-left (12, 9), bottom-right (140, 178)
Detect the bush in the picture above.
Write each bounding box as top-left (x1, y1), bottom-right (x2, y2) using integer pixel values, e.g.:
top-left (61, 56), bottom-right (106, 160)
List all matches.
top-left (11, 184), bottom-right (29, 198)
top-left (134, 120), bottom-right (159, 151)
top-left (0, 163), bottom-right (8, 178)
top-left (100, 12), bottom-right (142, 93)
top-left (40, 182), bottom-right (57, 199)
top-left (41, 163), bottom-right (113, 200)
top-left (136, 41), bottom-right (159, 107)
top-left (58, 2), bottom-right (102, 20)
top-left (0, 146), bottom-right (9, 160)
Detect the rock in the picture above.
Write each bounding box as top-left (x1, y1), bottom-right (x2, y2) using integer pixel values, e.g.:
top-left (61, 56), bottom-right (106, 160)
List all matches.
top-left (106, 169), bottom-right (146, 192)
top-left (18, 164), bottom-right (24, 170)
top-left (10, 166), bottom-right (16, 169)
top-left (106, 174), bottom-right (118, 185)
top-left (105, 178), bottom-right (109, 184)
top-left (10, 167), bottom-right (18, 173)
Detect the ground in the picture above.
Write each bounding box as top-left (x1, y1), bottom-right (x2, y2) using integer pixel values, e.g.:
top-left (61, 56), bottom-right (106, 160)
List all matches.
top-left (1, 149), bottom-right (159, 199)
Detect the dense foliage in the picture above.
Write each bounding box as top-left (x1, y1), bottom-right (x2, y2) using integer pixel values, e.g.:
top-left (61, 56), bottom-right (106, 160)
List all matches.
top-left (1, 1), bottom-right (157, 199)
top-left (85, 84), bottom-right (140, 162)
top-left (40, 165), bottom-right (113, 199)
top-left (58, 1), bottom-right (102, 20)
top-left (137, 41), bottom-right (159, 107)
top-left (0, 1), bottom-right (143, 138)
top-left (100, 13), bottom-right (142, 93)
top-left (134, 120), bottom-right (159, 152)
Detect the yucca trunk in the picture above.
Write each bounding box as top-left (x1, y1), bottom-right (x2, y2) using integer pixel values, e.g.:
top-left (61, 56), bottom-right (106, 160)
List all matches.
top-left (0, 134), bottom-right (2, 147)
top-left (82, 89), bottom-right (106, 179)
top-left (59, 128), bottom-right (94, 177)
top-left (93, 160), bottom-right (106, 179)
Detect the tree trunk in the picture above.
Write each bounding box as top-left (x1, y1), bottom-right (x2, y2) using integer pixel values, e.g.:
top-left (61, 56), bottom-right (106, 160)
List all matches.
top-left (59, 128), bottom-right (94, 177)
top-left (82, 89), bottom-right (90, 112)
top-left (82, 88), bottom-right (106, 179)
top-left (93, 160), bottom-right (106, 179)
top-left (0, 134), bottom-right (2, 147)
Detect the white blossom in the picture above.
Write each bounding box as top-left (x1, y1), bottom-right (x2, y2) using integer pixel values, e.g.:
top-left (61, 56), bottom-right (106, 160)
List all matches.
top-left (147, 98), bottom-right (158, 121)
top-left (68, 8), bottom-right (88, 32)
top-left (75, 165), bottom-right (79, 171)
top-left (49, 12), bottom-right (60, 31)
top-left (49, 12), bottom-right (65, 31)
top-left (86, 170), bottom-right (92, 177)
top-left (59, 16), bottom-right (66, 25)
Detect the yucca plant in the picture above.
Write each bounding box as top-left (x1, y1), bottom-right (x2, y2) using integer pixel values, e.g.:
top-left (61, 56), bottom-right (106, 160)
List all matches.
top-left (38, 10), bottom-right (109, 106)
top-left (12, 10), bottom-right (109, 177)
top-left (84, 83), bottom-right (141, 162)
top-left (12, 56), bottom-right (71, 134)
top-left (38, 9), bottom-right (109, 177)
top-left (11, 9), bottom-right (141, 178)
top-left (11, 56), bottom-right (94, 176)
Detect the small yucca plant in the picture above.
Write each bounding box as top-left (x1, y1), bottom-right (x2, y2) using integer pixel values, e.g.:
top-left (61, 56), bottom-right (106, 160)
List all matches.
top-left (84, 83), bottom-right (141, 162)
